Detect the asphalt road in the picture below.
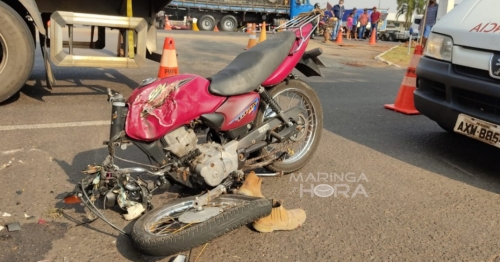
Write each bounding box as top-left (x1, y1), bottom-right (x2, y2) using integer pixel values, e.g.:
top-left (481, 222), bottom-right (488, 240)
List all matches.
top-left (1, 29), bottom-right (500, 262)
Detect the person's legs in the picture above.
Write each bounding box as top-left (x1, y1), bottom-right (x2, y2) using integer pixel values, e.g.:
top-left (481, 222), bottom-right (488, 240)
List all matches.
top-left (422, 24), bottom-right (432, 48)
top-left (368, 23), bottom-right (377, 37)
top-left (347, 28), bottom-right (351, 39)
top-left (372, 22), bottom-right (378, 42)
top-left (331, 20), bottom-right (341, 41)
top-left (353, 25), bottom-right (358, 40)
top-left (358, 25), bottom-right (365, 39)
top-left (323, 26), bottom-right (331, 42)
top-left (237, 172), bottom-right (307, 233)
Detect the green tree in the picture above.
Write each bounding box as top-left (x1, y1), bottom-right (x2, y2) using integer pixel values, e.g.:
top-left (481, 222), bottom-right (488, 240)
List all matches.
top-left (396, 0), bottom-right (426, 29)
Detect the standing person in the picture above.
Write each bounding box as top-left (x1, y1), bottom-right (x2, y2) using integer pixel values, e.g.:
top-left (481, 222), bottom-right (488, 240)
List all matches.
top-left (421, 0), bottom-right (439, 48)
top-left (346, 13), bottom-right (353, 40)
top-left (330, 0), bottom-right (344, 41)
top-left (351, 7), bottom-right (359, 40)
top-left (368, 6), bottom-right (380, 42)
top-left (358, 8), bottom-right (369, 40)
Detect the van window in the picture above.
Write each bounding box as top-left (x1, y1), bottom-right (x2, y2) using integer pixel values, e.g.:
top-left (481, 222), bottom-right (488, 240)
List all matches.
top-left (414, 18), bottom-right (421, 25)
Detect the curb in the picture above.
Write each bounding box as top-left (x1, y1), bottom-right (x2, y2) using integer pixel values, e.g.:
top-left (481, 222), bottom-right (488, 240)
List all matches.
top-left (374, 45), bottom-right (402, 68)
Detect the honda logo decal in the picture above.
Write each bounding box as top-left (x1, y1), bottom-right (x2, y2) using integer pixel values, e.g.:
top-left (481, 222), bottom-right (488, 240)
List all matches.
top-left (489, 53), bottom-right (500, 79)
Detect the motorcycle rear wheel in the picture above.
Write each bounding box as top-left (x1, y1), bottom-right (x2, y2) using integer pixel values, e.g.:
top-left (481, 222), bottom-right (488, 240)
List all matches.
top-left (255, 79), bottom-right (323, 173)
top-left (131, 194), bottom-right (272, 257)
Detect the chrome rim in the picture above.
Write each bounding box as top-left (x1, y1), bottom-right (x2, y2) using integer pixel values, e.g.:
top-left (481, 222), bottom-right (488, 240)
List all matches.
top-left (262, 87), bottom-right (318, 164)
top-left (0, 34), bottom-right (7, 75)
top-left (202, 20), bottom-right (214, 31)
top-left (224, 19), bottom-right (235, 30)
top-left (144, 196), bottom-right (247, 236)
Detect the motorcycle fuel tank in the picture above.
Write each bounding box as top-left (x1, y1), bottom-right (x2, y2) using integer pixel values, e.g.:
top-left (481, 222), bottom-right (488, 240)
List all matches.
top-left (125, 74), bottom-right (226, 141)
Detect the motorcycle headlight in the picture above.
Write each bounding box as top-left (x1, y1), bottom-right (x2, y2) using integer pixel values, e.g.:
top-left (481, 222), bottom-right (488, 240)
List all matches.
top-left (424, 33), bottom-right (453, 62)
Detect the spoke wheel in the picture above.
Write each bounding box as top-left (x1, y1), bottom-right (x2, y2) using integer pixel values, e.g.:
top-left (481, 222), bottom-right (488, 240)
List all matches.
top-left (131, 194), bottom-right (272, 257)
top-left (254, 79), bottom-right (323, 173)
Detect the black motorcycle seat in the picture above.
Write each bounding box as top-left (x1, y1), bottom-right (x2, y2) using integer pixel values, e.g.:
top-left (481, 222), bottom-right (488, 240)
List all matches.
top-left (208, 31), bottom-right (297, 96)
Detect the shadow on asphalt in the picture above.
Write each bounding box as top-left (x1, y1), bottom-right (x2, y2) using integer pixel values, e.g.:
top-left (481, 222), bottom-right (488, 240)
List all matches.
top-left (23, 68), bottom-right (139, 102)
top-left (312, 65), bottom-right (500, 196)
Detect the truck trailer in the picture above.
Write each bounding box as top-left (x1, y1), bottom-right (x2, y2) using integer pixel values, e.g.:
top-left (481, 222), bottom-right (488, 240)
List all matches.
top-left (0, 0), bottom-right (174, 103)
top-left (163, 0), bottom-right (314, 31)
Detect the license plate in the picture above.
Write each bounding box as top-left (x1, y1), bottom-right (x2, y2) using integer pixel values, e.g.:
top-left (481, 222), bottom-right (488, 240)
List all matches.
top-left (453, 113), bottom-right (500, 147)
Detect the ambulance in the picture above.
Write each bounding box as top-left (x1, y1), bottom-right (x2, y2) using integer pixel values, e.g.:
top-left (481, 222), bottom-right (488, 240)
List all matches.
top-left (414, 0), bottom-right (500, 148)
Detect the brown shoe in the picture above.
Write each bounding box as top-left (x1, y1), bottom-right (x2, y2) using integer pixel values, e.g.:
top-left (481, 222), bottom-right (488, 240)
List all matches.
top-left (236, 171), bottom-right (264, 198)
top-left (252, 200), bottom-right (306, 233)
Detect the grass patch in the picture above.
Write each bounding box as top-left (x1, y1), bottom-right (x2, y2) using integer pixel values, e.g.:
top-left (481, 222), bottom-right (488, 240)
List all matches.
top-left (380, 45), bottom-right (416, 67)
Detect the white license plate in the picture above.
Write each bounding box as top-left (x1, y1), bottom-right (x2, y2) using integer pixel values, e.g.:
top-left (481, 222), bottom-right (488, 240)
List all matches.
top-left (453, 113), bottom-right (500, 148)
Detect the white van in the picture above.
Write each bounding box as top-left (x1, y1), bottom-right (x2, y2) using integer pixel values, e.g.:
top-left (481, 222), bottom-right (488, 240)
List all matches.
top-left (410, 15), bottom-right (423, 37)
top-left (414, 0), bottom-right (500, 148)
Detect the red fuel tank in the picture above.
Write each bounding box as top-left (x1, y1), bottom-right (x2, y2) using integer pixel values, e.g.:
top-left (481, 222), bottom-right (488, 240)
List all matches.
top-left (125, 74), bottom-right (226, 141)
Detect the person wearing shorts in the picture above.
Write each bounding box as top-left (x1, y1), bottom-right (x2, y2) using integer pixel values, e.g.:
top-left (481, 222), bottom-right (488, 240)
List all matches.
top-left (351, 7), bottom-right (358, 40)
top-left (422, 0), bottom-right (438, 48)
top-left (346, 12), bottom-right (353, 40)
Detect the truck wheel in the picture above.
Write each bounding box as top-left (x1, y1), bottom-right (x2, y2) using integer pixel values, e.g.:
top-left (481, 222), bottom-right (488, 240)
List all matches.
top-left (220, 15), bottom-right (237, 32)
top-left (0, 1), bottom-right (35, 103)
top-left (197, 15), bottom-right (216, 31)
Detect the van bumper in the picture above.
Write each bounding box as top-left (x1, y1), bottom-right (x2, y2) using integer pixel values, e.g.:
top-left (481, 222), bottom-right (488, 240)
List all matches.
top-left (414, 56), bottom-right (500, 130)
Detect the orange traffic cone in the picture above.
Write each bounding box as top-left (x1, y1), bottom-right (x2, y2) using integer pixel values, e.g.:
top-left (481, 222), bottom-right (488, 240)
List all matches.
top-left (158, 37), bottom-right (179, 78)
top-left (369, 27), bottom-right (377, 45)
top-left (335, 28), bottom-right (343, 44)
top-left (383, 45), bottom-right (424, 115)
top-left (244, 24), bottom-right (257, 50)
top-left (214, 25), bottom-right (219, 32)
top-left (258, 21), bottom-right (267, 43)
top-left (164, 16), bottom-right (172, 30)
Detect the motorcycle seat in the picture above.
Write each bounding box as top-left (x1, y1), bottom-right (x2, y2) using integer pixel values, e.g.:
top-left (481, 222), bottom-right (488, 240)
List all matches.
top-left (208, 30), bottom-right (297, 96)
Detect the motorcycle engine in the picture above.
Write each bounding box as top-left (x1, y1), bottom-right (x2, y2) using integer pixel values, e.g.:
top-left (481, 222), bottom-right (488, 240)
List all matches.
top-left (162, 126), bottom-right (239, 187)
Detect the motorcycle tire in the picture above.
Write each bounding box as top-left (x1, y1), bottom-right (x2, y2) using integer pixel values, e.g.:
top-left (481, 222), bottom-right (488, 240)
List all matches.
top-left (254, 79), bottom-right (323, 173)
top-left (131, 194), bottom-right (272, 257)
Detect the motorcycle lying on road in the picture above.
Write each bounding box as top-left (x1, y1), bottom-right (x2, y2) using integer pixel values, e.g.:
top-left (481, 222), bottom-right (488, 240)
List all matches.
top-left (63, 13), bottom-right (325, 257)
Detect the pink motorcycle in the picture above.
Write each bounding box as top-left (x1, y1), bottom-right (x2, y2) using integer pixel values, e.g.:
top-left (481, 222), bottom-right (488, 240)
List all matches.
top-left (64, 13), bottom-right (324, 257)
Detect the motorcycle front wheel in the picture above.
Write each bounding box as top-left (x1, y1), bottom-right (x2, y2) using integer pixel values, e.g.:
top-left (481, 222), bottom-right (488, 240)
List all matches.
top-left (255, 79), bottom-right (324, 173)
top-left (131, 194), bottom-right (272, 257)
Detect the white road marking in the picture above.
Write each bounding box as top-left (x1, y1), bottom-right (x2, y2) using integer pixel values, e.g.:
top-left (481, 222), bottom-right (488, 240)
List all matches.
top-left (0, 121), bottom-right (111, 131)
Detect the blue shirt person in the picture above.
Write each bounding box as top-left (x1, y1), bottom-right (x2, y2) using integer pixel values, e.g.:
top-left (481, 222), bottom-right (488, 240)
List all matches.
top-left (330, 0), bottom-right (344, 41)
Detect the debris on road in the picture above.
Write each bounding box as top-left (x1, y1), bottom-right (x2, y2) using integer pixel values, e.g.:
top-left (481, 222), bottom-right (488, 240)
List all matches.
top-left (2, 212), bottom-right (12, 217)
top-left (6, 222), bottom-right (21, 232)
top-left (343, 61), bottom-right (366, 67)
top-left (48, 208), bottom-right (64, 219)
top-left (0, 160), bottom-right (12, 171)
top-left (0, 225), bottom-right (4, 231)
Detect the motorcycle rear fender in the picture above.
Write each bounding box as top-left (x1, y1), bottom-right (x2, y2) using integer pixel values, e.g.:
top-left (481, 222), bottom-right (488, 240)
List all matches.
top-left (295, 47), bottom-right (326, 77)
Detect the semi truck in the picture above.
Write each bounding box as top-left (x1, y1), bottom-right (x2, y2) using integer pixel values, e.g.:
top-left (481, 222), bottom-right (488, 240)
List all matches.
top-left (0, 0), bottom-right (174, 103)
top-left (162, 0), bottom-right (314, 31)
